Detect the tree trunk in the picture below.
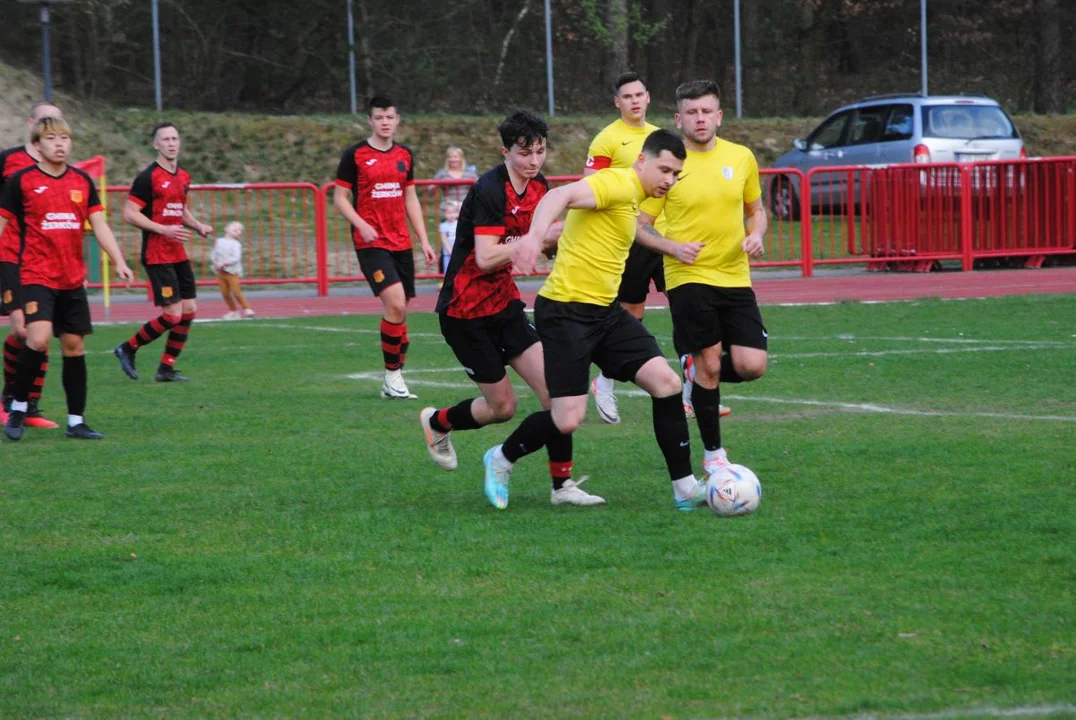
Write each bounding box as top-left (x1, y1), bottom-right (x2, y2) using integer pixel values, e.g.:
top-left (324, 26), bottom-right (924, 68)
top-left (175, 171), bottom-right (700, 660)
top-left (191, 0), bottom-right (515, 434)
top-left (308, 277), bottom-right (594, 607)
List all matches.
top-left (794, 0), bottom-right (820, 116)
top-left (678, 0), bottom-right (700, 85)
top-left (490, 0), bottom-right (532, 102)
top-left (1033, 0), bottom-right (1062, 113)
top-left (357, 0), bottom-right (375, 102)
top-left (604, 0), bottom-right (629, 92)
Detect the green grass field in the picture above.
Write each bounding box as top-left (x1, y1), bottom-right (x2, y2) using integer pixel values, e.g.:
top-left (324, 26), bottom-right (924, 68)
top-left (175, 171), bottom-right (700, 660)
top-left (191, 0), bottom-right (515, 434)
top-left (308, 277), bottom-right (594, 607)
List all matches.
top-left (1, 295), bottom-right (1074, 718)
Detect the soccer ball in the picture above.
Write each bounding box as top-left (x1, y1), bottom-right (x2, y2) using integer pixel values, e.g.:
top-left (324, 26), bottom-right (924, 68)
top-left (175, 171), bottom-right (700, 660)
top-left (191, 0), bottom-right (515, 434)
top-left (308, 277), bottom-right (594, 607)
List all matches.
top-left (706, 464), bottom-right (762, 517)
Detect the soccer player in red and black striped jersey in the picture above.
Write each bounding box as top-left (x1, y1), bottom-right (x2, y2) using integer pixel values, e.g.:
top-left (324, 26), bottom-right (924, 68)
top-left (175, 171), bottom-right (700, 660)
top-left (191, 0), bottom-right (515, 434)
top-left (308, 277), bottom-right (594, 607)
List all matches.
top-left (0, 100), bottom-right (64, 430)
top-left (0, 116), bottom-right (134, 441)
top-left (113, 122), bottom-right (212, 383)
top-left (417, 110), bottom-right (604, 507)
top-left (333, 95), bottom-right (435, 400)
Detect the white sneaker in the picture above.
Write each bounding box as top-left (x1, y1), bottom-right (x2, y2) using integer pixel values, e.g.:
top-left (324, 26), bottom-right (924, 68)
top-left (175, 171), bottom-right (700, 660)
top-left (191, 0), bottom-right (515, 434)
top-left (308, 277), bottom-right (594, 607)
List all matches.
top-left (591, 377), bottom-right (620, 424)
top-left (222, 311), bottom-right (240, 320)
top-left (702, 449), bottom-right (731, 478)
top-left (381, 369), bottom-right (417, 399)
top-left (242, 308), bottom-right (255, 318)
top-left (551, 476), bottom-right (606, 506)
top-left (420, 407), bottom-right (457, 470)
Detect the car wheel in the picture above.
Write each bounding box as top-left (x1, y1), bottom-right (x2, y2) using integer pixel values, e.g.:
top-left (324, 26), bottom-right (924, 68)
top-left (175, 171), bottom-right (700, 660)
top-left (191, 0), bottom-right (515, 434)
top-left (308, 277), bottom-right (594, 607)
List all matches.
top-left (769, 176), bottom-right (800, 221)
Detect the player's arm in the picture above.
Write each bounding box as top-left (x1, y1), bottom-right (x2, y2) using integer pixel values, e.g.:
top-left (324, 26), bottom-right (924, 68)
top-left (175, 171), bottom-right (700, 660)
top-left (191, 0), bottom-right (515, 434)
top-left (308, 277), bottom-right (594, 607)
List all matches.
top-left (89, 211), bottom-right (134, 283)
top-left (122, 199), bottom-right (190, 243)
top-left (404, 184), bottom-right (436, 266)
top-left (742, 198), bottom-right (766, 259)
top-left (583, 131), bottom-right (612, 176)
top-left (635, 211), bottom-right (702, 264)
top-left (181, 207), bottom-right (212, 239)
top-left (513, 180), bottom-right (598, 274)
top-left (331, 184), bottom-right (379, 243)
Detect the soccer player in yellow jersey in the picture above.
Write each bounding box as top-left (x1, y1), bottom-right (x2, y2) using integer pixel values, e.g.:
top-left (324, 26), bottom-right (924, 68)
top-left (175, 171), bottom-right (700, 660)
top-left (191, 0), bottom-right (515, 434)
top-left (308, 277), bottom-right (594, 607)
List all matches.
top-left (480, 129), bottom-right (713, 512)
top-left (584, 72), bottom-right (659, 424)
top-left (638, 80), bottom-right (769, 477)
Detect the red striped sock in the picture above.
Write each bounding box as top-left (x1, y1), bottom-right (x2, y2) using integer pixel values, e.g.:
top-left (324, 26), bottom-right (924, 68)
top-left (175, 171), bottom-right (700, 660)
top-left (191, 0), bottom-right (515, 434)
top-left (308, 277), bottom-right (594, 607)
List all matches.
top-left (380, 318), bottom-right (404, 370)
top-left (160, 312), bottom-right (194, 368)
top-left (3, 332), bottom-right (25, 397)
top-left (128, 313), bottom-right (179, 351)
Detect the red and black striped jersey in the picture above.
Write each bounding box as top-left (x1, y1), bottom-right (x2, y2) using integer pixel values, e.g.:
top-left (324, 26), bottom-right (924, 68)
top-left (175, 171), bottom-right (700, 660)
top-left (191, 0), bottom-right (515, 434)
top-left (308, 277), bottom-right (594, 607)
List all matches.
top-left (0, 165), bottom-right (102, 290)
top-left (436, 164), bottom-right (549, 319)
top-left (335, 141), bottom-right (415, 253)
top-left (129, 161), bottom-right (192, 265)
top-left (0, 146), bottom-right (36, 264)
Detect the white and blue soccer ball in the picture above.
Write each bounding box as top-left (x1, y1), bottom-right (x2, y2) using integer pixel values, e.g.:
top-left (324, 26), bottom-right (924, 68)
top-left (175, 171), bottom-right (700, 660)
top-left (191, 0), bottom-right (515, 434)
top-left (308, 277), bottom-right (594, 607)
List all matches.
top-left (706, 464), bottom-right (762, 517)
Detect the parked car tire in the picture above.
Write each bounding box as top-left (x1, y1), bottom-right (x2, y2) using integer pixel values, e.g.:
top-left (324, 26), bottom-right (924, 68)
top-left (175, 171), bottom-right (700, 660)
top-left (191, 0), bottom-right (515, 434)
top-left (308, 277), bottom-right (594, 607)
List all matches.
top-left (769, 176), bottom-right (800, 221)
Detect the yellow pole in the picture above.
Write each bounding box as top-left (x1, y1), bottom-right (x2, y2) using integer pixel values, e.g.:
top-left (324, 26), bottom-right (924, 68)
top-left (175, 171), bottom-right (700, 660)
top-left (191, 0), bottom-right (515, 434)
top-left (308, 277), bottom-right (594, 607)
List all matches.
top-left (100, 173), bottom-right (111, 323)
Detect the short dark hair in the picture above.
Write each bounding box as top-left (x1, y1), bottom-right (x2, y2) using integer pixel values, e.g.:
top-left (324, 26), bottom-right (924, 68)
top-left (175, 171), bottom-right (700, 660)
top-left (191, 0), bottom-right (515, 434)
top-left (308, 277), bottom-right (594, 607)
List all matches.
top-left (675, 79), bottom-right (721, 106)
top-left (641, 129), bottom-right (686, 161)
top-left (614, 71), bottom-right (645, 94)
top-left (498, 109), bottom-right (548, 150)
top-left (151, 121), bottom-right (178, 139)
top-left (367, 95), bottom-right (396, 115)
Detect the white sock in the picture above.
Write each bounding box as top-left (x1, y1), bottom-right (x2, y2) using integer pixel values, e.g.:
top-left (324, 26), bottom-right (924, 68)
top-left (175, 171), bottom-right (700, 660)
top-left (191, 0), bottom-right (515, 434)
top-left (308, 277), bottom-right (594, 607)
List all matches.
top-left (704, 447), bottom-right (728, 465)
top-left (672, 474), bottom-right (699, 501)
top-left (493, 444), bottom-right (513, 469)
top-left (68, 414), bottom-right (85, 427)
top-left (11, 399), bottom-right (28, 413)
top-left (595, 373), bottom-right (614, 393)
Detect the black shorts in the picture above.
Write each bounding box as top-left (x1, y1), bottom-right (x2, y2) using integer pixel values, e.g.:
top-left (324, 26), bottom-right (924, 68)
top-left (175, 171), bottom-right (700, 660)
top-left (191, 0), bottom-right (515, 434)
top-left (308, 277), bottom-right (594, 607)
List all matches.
top-left (667, 284), bottom-right (768, 354)
top-left (145, 261), bottom-right (197, 306)
top-left (535, 295), bottom-right (663, 399)
top-left (439, 300), bottom-right (539, 384)
top-left (0, 261), bottom-right (20, 316)
top-left (21, 285), bottom-right (93, 336)
top-left (616, 243), bottom-right (665, 304)
top-left (357, 248), bottom-right (415, 298)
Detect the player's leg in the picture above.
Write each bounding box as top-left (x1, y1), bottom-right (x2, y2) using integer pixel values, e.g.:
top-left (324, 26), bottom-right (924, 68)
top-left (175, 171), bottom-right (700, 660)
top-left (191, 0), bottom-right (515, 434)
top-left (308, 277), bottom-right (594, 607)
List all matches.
top-left (712, 288), bottom-right (768, 386)
top-left (156, 262), bottom-right (198, 382)
top-left (218, 271), bottom-right (238, 319)
top-left (593, 247), bottom-right (652, 424)
top-left (2, 310), bottom-right (26, 423)
top-left (52, 289), bottom-right (100, 439)
top-left (359, 248), bottom-right (415, 399)
top-left (4, 287), bottom-right (55, 440)
top-left (115, 264), bottom-right (182, 380)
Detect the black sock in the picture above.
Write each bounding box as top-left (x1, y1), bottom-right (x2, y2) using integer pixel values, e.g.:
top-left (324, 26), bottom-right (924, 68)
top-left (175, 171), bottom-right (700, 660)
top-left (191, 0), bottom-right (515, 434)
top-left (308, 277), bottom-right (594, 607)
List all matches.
top-left (502, 410), bottom-right (560, 464)
top-left (62, 354), bottom-right (87, 417)
top-left (430, 399), bottom-right (482, 433)
top-left (13, 347), bottom-right (46, 403)
top-left (546, 430), bottom-right (574, 490)
top-left (652, 393), bottom-right (693, 481)
top-left (720, 353), bottom-right (745, 384)
top-left (692, 383), bottom-right (722, 451)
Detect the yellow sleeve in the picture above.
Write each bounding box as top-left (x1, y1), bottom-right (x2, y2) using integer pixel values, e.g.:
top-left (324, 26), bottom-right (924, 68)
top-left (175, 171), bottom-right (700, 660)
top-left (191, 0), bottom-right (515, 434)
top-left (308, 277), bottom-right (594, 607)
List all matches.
top-left (743, 150), bottom-right (762, 204)
top-left (639, 194), bottom-right (666, 219)
top-left (585, 169), bottom-right (634, 210)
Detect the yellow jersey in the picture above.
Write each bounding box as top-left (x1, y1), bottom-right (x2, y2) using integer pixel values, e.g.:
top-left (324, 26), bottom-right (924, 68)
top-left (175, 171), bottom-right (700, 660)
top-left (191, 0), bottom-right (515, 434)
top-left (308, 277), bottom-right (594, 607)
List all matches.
top-left (539, 168), bottom-right (645, 306)
top-left (640, 139), bottom-right (761, 289)
top-left (584, 119), bottom-right (660, 171)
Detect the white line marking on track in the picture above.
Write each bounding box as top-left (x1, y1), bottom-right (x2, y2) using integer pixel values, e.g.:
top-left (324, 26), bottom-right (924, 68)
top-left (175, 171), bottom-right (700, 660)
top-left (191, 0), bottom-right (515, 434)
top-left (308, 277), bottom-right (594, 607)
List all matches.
top-left (792, 704), bottom-right (1076, 720)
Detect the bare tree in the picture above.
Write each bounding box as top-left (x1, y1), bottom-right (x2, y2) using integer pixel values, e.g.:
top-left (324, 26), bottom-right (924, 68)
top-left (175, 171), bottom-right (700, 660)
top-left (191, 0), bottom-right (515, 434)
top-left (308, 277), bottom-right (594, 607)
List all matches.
top-left (1033, 0), bottom-right (1062, 113)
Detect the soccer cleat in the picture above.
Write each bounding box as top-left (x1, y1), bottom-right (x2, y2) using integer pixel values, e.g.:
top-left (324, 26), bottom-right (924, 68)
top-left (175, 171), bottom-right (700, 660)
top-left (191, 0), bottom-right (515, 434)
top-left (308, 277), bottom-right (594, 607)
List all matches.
top-left (482, 445), bottom-right (511, 510)
top-left (420, 406), bottom-right (458, 470)
top-left (381, 369), bottom-right (417, 399)
top-left (720, 404), bottom-right (731, 417)
top-left (591, 377), bottom-right (620, 424)
top-left (4, 409), bottom-right (25, 441)
top-left (114, 343), bottom-right (139, 380)
top-left (65, 422), bottom-right (103, 440)
top-left (702, 450), bottom-right (731, 478)
top-left (25, 399), bottom-right (59, 429)
top-left (674, 480), bottom-right (708, 512)
top-left (242, 308), bottom-right (256, 318)
top-left (551, 476), bottom-right (606, 506)
top-left (155, 368), bottom-right (191, 382)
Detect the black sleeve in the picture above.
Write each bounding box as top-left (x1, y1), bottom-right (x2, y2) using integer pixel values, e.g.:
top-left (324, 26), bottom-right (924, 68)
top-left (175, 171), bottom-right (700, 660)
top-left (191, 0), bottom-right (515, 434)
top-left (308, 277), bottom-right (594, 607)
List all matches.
top-left (406, 148), bottom-right (415, 183)
top-left (335, 146), bottom-right (358, 189)
top-left (86, 175), bottom-right (102, 212)
top-left (471, 179), bottom-right (506, 234)
top-left (129, 167), bottom-right (153, 207)
top-left (0, 171), bottom-right (24, 224)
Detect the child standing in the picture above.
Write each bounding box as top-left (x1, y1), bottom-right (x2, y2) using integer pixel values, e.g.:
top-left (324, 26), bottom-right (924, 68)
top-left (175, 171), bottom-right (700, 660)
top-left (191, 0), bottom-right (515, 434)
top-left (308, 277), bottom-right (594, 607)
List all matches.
top-left (438, 200), bottom-right (460, 274)
top-left (212, 222), bottom-right (254, 319)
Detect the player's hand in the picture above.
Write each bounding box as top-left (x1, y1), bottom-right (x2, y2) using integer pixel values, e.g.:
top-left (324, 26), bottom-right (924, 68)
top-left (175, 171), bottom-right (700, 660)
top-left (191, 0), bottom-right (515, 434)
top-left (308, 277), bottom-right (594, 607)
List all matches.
top-left (421, 241), bottom-right (437, 266)
top-left (163, 225), bottom-right (191, 243)
top-left (116, 263), bottom-right (135, 285)
top-left (742, 233), bottom-right (764, 259)
top-left (675, 241), bottom-right (704, 264)
top-left (198, 222), bottom-right (213, 239)
top-left (512, 234), bottom-right (542, 275)
top-left (358, 223), bottom-right (379, 244)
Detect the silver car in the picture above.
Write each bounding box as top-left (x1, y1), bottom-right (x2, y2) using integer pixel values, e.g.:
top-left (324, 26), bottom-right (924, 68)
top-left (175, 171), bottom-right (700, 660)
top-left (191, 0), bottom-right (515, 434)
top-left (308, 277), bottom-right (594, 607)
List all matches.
top-left (769, 94), bottom-right (1026, 220)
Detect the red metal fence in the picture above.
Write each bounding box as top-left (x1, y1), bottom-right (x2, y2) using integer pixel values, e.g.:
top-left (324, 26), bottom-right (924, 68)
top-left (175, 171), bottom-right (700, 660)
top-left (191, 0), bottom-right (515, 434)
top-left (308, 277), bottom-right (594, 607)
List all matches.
top-left (97, 157), bottom-right (1074, 294)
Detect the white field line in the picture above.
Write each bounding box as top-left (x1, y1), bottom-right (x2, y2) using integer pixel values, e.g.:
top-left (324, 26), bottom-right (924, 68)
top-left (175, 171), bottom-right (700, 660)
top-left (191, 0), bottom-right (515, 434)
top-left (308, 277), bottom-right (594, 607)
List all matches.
top-left (344, 368), bottom-right (1076, 423)
top-left (793, 705), bottom-right (1076, 720)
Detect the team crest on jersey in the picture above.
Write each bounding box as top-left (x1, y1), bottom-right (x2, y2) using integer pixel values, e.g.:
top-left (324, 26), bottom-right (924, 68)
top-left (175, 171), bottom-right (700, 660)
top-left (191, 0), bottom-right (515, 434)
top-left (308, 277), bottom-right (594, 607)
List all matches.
top-left (2, 290), bottom-right (11, 304)
top-left (69, 189), bottom-right (84, 203)
top-left (161, 286), bottom-right (174, 298)
top-left (25, 301), bottom-right (38, 315)
top-left (373, 270), bottom-right (385, 283)
top-left (396, 161), bottom-right (407, 173)
top-left (723, 166), bottom-right (734, 180)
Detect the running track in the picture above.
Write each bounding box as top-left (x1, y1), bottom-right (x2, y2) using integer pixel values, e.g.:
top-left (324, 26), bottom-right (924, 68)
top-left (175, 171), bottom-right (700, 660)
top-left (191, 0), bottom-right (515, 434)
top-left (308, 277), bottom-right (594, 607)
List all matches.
top-left (90, 267), bottom-right (1076, 323)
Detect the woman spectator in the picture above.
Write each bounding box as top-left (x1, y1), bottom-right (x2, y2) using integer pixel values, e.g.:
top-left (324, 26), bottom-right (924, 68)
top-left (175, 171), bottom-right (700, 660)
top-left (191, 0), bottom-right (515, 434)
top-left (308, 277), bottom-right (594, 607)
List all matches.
top-left (433, 146), bottom-right (478, 206)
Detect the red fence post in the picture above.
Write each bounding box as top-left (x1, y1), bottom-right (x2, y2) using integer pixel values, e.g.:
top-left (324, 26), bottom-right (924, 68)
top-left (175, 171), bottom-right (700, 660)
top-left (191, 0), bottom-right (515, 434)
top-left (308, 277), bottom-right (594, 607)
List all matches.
top-left (960, 165), bottom-right (974, 271)
top-left (315, 184), bottom-right (329, 296)
top-left (798, 169), bottom-right (813, 277)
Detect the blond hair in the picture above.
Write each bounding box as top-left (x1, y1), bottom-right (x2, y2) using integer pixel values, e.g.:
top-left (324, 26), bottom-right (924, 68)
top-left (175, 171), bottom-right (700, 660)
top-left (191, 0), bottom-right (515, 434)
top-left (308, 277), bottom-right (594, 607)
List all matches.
top-left (31, 116), bottom-right (71, 143)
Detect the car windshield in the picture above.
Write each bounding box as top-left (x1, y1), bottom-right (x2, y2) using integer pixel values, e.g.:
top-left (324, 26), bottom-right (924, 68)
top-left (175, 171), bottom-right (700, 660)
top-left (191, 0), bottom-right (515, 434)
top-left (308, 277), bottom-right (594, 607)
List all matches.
top-left (923, 105), bottom-right (1017, 140)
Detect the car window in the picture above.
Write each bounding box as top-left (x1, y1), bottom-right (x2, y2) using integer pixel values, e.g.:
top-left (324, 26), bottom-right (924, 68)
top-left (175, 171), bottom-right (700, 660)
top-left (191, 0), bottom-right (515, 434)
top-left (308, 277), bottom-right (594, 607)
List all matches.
top-left (847, 106), bottom-right (889, 146)
top-left (882, 104), bottom-right (914, 141)
top-left (807, 111), bottom-right (850, 149)
top-left (923, 105), bottom-right (1018, 139)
